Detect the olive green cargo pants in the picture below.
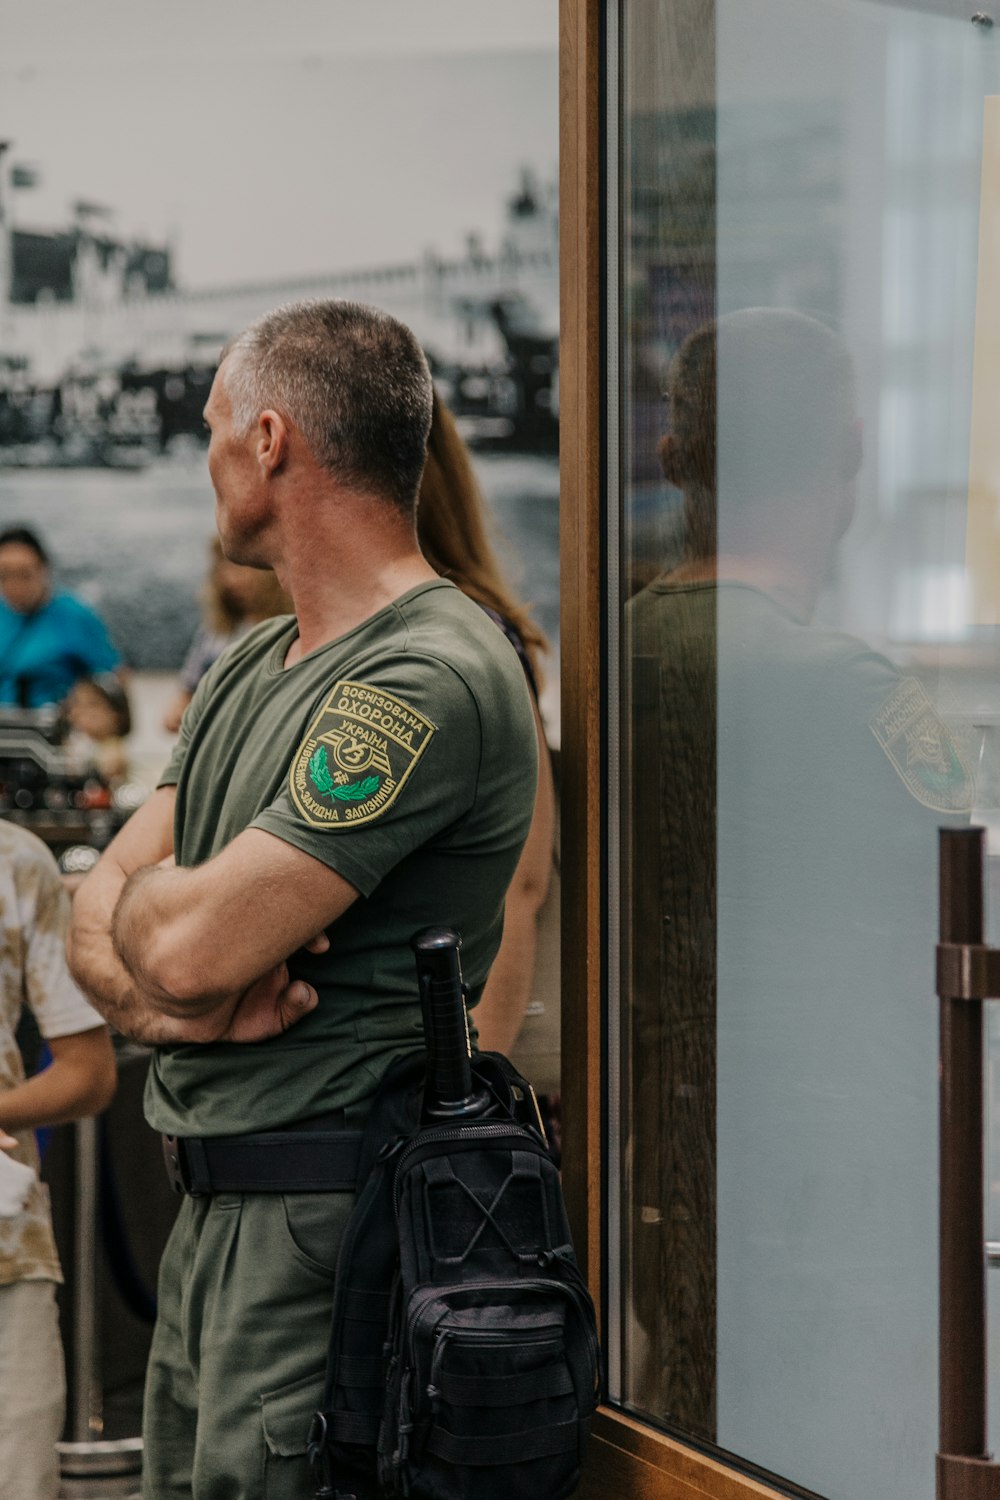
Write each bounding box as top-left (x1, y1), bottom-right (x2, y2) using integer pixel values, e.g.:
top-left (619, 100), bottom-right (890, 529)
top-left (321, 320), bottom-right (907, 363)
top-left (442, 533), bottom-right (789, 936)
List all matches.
top-left (143, 1188), bottom-right (354, 1500)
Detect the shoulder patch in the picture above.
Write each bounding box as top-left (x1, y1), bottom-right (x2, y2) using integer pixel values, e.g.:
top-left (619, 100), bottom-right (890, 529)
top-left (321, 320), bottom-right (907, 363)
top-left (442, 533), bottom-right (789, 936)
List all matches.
top-left (869, 676), bottom-right (973, 813)
top-left (289, 679), bottom-right (437, 829)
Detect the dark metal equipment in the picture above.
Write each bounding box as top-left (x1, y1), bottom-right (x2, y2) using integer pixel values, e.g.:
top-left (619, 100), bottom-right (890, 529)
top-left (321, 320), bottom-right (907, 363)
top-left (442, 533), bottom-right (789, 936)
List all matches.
top-left (56, 1116), bottom-right (143, 1484)
top-left (0, 705), bottom-right (142, 854)
top-left (937, 828), bottom-right (1000, 1498)
top-left (411, 926), bottom-right (491, 1122)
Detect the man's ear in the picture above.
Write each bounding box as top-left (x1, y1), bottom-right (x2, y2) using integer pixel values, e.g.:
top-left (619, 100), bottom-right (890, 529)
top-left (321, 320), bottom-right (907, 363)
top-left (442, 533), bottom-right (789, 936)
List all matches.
top-left (257, 409), bottom-right (288, 476)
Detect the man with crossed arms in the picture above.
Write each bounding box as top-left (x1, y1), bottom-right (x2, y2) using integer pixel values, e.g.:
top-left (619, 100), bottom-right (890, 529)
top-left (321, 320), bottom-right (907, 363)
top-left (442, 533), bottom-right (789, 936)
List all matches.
top-left (69, 299), bottom-right (537, 1499)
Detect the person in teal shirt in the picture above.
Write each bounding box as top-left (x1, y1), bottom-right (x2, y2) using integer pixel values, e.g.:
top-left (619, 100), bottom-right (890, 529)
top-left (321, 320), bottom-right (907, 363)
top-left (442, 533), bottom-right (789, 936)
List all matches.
top-left (0, 525), bottom-right (121, 708)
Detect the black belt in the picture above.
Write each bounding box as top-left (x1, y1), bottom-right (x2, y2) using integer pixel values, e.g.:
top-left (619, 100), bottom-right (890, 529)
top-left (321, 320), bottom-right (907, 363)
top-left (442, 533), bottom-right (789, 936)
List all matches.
top-left (161, 1119), bottom-right (363, 1196)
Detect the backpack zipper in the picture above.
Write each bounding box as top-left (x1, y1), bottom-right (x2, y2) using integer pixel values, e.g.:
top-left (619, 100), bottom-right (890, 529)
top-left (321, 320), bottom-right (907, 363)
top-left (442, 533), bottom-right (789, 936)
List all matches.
top-left (404, 1277), bottom-right (588, 1372)
top-left (425, 1325), bottom-right (564, 1408)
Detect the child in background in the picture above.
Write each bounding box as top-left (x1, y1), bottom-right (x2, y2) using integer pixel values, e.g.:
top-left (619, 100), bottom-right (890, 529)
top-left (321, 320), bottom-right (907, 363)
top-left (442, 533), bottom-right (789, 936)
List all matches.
top-left (65, 673), bottom-right (132, 784)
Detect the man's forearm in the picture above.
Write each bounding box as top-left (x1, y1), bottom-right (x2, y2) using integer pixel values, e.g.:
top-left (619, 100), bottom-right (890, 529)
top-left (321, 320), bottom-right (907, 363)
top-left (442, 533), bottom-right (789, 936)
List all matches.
top-left (63, 784), bottom-right (243, 1045)
top-left (68, 787), bottom-right (325, 1049)
top-left (111, 863), bottom-right (239, 1013)
top-left (69, 857), bottom-right (317, 1048)
top-left (69, 860), bottom-right (231, 1045)
top-left (69, 933), bottom-right (190, 1046)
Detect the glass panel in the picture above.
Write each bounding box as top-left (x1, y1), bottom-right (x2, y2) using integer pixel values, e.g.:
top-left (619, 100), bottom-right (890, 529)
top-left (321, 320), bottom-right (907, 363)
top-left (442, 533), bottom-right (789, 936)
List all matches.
top-left (611, 1), bottom-right (1000, 1496)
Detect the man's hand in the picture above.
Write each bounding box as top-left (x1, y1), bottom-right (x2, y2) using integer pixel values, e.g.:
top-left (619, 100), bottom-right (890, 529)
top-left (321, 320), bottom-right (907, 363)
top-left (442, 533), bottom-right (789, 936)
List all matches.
top-left (69, 785), bottom-right (344, 1047)
top-left (155, 932), bottom-right (329, 1047)
top-left (179, 964), bottom-right (319, 1045)
top-left (109, 826), bottom-right (356, 1008)
top-left (212, 932), bottom-right (329, 1043)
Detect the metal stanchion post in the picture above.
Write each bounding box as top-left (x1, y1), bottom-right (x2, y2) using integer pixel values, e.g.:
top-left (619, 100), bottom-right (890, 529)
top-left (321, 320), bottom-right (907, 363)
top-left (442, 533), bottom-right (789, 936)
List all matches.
top-left (936, 828), bottom-right (1000, 1499)
top-left (57, 1114), bottom-right (143, 1486)
top-left (73, 1116), bottom-right (102, 1444)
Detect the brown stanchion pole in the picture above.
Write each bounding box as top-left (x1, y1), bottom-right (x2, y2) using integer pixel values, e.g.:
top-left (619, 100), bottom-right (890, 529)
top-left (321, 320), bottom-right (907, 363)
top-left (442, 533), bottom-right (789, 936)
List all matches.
top-left (939, 827), bottom-right (990, 1493)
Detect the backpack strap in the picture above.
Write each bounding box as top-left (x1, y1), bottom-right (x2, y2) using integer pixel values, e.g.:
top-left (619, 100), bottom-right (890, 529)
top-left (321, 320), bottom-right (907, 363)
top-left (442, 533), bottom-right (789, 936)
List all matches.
top-left (435, 1364), bottom-right (576, 1406)
top-left (426, 1419), bottom-right (582, 1467)
top-left (310, 1052), bottom-right (427, 1497)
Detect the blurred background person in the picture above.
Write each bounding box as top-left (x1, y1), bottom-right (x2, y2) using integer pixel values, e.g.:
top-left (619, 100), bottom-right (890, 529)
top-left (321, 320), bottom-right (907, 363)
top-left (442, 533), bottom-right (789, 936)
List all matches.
top-left (65, 671), bottom-right (133, 784)
top-left (162, 536), bottom-right (292, 733)
top-left (0, 525), bottom-right (122, 710)
top-left (418, 390), bottom-right (556, 1059)
top-left (0, 822), bottom-right (116, 1500)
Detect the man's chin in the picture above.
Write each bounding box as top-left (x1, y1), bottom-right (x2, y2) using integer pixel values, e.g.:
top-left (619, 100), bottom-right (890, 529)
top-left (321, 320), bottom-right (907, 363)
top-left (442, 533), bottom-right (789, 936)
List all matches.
top-left (215, 522), bottom-right (246, 564)
top-left (218, 535), bottom-right (268, 570)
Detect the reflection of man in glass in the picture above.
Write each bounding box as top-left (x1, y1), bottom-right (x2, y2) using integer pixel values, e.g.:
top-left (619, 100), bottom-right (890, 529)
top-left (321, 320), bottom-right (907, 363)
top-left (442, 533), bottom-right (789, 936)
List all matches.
top-left (626, 309), bottom-right (969, 1498)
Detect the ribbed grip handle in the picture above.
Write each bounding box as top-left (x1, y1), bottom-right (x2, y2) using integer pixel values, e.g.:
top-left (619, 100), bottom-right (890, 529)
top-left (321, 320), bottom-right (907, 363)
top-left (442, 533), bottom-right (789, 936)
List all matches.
top-left (411, 927), bottom-right (488, 1120)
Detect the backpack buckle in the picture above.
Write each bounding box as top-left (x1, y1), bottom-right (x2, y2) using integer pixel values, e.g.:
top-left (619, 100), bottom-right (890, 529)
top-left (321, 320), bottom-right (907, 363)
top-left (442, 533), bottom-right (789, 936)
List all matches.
top-left (308, 1412), bottom-right (354, 1500)
top-left (306, 1413), bottom-right (360, 1500)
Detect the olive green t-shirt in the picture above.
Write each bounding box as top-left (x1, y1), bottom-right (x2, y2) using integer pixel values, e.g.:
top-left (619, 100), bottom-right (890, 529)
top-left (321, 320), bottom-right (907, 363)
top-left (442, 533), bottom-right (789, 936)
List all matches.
top-left (145, 579), bottom-right (538, 1136)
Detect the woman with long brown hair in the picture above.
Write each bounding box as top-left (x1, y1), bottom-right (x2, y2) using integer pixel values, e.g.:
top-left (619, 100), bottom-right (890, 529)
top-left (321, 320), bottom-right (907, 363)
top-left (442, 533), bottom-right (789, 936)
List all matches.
top-left (417, 391), bottom-right (556, 1057)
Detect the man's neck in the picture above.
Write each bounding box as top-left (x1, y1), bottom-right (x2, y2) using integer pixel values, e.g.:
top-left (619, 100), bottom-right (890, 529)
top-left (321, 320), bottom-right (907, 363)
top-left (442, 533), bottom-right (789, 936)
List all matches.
top-left (249, 472), bottom-right (438, 666)
top-left (279, 531), bottom-right (437, 667)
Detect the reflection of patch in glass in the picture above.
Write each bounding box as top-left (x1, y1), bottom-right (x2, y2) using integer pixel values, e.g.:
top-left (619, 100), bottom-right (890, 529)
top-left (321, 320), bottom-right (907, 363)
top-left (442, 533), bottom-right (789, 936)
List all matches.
top-left (870, 677), bottom-right (974, 813)
top-left (906, 727), bottom-right (949, 775)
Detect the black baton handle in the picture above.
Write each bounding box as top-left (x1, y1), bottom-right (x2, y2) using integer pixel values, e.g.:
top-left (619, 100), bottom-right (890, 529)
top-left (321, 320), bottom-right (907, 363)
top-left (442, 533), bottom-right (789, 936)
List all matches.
top-left (411, 927), bottom-right (490, 1121)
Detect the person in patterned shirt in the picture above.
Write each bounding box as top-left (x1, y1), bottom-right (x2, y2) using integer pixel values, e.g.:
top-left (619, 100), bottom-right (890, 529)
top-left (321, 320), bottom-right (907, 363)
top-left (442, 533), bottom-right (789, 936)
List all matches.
top-left (0, 823), bottom-right (116, 1500)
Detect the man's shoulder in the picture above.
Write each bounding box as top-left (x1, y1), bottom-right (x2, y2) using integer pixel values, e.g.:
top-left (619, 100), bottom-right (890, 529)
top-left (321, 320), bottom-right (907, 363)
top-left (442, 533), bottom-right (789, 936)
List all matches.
top-left (727, 614), bottom-right (975, 816)
top-left (394, 583), bottom-right (531, 692)
top-left (394, 580), bottom-right (491, 629)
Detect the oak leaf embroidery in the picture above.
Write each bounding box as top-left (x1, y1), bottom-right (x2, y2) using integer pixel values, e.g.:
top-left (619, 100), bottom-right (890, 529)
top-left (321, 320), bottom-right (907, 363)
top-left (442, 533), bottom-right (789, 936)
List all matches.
top-left (332, 774), bottom-right (381, 802)
top-left (309, 746), bottom-right (380, 803)
top-left (308, 745), bottom-right (335, 797)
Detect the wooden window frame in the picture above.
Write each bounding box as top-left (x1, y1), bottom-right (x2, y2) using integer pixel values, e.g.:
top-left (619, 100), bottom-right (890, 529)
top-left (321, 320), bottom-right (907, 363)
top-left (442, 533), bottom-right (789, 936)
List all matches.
top-left (558, 2), bottom-right (787, 1494)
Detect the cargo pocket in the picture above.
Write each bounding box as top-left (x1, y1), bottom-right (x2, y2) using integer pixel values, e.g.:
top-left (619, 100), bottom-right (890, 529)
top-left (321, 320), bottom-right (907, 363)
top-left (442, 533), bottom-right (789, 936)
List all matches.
top-left (261, 1369), bottom-right (324, 1500)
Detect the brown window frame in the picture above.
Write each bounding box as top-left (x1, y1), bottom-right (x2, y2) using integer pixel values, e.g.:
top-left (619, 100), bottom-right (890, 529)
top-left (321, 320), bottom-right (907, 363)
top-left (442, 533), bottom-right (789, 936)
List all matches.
top-left (558, 2), bottom-right (788, 1494)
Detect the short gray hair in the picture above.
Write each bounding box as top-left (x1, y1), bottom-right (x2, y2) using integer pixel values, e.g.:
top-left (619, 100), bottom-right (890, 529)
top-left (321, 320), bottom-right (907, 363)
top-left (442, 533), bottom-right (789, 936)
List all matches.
top-left (222, 300), bottom-right (433, 513)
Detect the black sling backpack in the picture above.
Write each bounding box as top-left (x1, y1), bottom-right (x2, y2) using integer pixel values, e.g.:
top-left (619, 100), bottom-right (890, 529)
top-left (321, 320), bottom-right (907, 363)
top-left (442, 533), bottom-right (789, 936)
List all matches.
top-left (308, 928), bottom-right (599, 1500)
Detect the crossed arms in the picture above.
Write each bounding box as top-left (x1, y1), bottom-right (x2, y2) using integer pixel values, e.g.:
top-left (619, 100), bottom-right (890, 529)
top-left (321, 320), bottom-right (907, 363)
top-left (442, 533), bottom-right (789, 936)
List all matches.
top-left (68, 786), bottom-right (359, 1047)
